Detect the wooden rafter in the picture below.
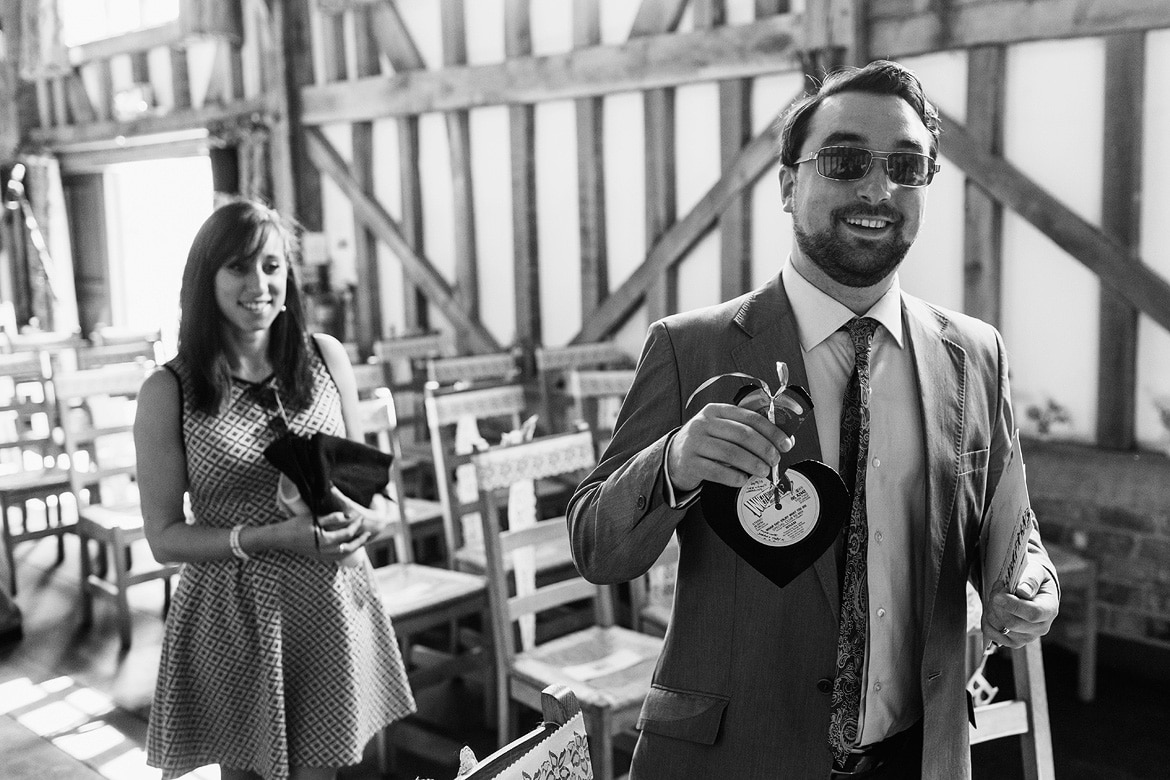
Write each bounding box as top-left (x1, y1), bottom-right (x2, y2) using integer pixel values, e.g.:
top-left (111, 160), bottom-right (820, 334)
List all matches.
top-left (573, 113), bottom-right (783, 343)
top-left (939, 108), bottom-right (1170, 335)
top-left (869, 0), bottom-right (1170, 59)
top-left (304, 127), bottom-right (501, 353)
top-left (301, 15), bottom-right (802, 123)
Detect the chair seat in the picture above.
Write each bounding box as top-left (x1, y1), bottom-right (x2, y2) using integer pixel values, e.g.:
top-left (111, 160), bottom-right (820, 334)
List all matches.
top-left (372, 562), bottom-right (486, 622)
top-left (511, 625), bottom-right (663, 711)
top-left (77, 502), bottom-right (147, 540)
top-left (0, 468), bottom-right (71, 496)
top-left (454, 524), bottom-right (576, 575)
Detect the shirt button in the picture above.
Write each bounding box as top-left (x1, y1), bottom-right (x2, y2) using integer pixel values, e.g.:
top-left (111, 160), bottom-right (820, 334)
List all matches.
top-left (874, 682), bottom-right (883, 692)
top-left (635, 494), bottom-right (647, 509)
top-left (817, 678), bottom-right (832, 694)
top-left (872, 457), bottom-right (881, 468)
top-left (875, 530), bottom-right (884, 543)
top-left (877, 608), bottom-right (886, 618)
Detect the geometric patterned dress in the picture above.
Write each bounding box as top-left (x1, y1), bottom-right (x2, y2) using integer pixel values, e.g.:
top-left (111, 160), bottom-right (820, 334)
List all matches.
top-left (147, 347), bottom-right (416, 780)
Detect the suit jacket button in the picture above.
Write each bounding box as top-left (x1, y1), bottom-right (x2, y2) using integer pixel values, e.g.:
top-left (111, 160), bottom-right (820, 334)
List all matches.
top-left (636, 494), bottom-right (647, 509)
top-left (817, 678), bottom-right (832, 694)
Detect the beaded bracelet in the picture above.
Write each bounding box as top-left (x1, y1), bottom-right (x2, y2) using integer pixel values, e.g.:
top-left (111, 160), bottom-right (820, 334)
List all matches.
top-left (229, 525), bottom-right (251, 561)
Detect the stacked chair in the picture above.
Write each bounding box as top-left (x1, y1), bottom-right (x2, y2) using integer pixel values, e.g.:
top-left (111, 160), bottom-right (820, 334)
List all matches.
top-left (534, 342), bottom-right (634, 435)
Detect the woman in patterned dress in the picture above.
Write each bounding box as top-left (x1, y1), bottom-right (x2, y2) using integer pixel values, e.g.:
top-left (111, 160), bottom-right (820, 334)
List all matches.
top-left (135, 200), bottom-right (416, 779)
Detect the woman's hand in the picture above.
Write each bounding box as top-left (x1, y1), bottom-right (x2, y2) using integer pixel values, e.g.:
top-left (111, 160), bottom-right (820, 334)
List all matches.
top-left (275, 480), bottom-right (371, 564)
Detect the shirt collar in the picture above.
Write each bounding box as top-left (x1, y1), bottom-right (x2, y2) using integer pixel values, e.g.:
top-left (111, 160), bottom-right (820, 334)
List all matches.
top-left (781, 259), bottom-right (905, 351)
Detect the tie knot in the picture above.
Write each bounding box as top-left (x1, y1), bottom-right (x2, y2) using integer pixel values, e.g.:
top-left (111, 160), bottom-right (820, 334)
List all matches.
top-left (845, 317), bottom-right (879, 355)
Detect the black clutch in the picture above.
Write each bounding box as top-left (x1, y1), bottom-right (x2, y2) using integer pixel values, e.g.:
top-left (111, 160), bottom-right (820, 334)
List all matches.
top-left (262, 431), bottom-right (392, 517)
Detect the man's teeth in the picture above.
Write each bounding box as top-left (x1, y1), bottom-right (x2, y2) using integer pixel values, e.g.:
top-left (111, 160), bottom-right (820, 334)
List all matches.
top-left (845, 217), bottom-right (889, 229)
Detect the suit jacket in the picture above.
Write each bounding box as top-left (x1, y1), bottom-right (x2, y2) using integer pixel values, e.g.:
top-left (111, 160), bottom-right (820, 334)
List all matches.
top-left (567, 274), bottom-right (1054, 779)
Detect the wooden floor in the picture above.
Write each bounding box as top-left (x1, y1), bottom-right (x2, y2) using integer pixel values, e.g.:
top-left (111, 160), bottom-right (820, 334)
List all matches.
top-left (1, 533), bottom-right (1167, 780)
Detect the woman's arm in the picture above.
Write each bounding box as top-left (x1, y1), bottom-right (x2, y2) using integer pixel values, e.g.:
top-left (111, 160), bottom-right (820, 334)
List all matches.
top-left (134, 367), bottom-right (363, 563)
top-left (313, 332), bottom-right (362, 443)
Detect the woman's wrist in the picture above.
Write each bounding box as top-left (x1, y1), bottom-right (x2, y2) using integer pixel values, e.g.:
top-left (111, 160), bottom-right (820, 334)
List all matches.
top-left (238, 524), bottom-right (282, 556)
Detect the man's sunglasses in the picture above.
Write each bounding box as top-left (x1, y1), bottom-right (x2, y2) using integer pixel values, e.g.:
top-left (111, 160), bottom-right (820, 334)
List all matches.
top-left (793, 146), bottom-right (940, 188)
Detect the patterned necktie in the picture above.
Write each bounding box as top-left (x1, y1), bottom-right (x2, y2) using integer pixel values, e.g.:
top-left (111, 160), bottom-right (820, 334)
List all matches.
top-left (829, 316), bottom-right (879, 764)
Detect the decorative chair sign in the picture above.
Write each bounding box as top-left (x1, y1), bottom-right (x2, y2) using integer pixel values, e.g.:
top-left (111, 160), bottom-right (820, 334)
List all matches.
top-left (692, 362), bottom-right (848, 588)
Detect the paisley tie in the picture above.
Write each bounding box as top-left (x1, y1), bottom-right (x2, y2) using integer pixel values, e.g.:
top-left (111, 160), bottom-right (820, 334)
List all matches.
top-left (829, 316), bottom-right (879, 764)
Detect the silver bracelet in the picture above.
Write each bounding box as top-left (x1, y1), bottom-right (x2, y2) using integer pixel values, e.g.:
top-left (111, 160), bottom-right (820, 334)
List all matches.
top-left (229, 525), bottom-right (251, 561)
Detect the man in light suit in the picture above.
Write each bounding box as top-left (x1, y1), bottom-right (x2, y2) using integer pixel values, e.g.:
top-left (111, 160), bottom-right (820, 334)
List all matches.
top-left (568, 60), bottom-right (1059, 779)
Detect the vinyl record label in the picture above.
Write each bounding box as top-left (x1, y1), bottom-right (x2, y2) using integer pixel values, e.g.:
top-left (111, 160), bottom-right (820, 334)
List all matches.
top-left (735, 472), bottom-right (821, 547)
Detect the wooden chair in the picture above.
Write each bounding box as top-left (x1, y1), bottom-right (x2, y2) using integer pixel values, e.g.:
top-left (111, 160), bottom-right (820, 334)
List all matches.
top-left (628, 535), bottom-right (680, 637)
top-left (460, 684), bottom-right (593, 780)
top-left (355, 391), bottom-right (446, 562)
top-left (54, 363), bottom-right (179, 649)
top-left (473, 429), bottom-right (662, 780)
top-left (0, 350), bottom-right (72, 593)
top-left (72, 333), bottom-right (161, 371)
top-left (1044, 543), bottom-right (1098, 702)
top-left (563, 368), bottom-right (636, 455)
top-left (424, 382), bottom-right (577, 577)
top-left (358, 394), bottom-right (494, 771)
top-left (535, 342), bottom-right (634, 434)
top-left (968, 639), bottom-right (1056, 780)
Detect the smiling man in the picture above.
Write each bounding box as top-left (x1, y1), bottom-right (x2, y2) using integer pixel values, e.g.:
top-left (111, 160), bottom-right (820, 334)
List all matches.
top-left (568, 60), bottom-right (1059, 779)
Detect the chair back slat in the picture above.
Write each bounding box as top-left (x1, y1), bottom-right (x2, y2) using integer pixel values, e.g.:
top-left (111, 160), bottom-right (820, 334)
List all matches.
top-left (535, 342), bottom-right (632, 372)
top-left (353, 393), bottom-right (412, 562)
top-left (427, 351), bottom-right (519, 387)
top-left (425, 382), bottom-right (526, 428)
top-left (473, 430), bottom-right (596, 492)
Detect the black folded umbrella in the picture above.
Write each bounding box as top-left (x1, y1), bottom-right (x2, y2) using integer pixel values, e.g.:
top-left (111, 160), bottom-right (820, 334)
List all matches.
top-left (262, 431), bottom-right (393, 518)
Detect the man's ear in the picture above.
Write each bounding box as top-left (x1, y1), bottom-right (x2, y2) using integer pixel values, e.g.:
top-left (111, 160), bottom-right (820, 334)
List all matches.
top-left (778, 166), bottom-right (796, 214)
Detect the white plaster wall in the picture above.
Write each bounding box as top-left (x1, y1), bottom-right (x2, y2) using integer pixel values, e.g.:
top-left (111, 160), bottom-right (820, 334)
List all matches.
top-left (674, 81), bottom-right (722, 314)
top-left (1001, 38), bottom-right (1105, 443)
top-left (319, 123), bottom-right (357, 290)
top-left (470, 105), bottom-right (516, 346)
top-left (751, 72), bottom-right (805, 290)
top-left (1136, 29), bottom-right (1170, 454)
top-left (897, 51), bottom-right (967, 314)
top-left (534, 100), bottom-right (582, 347)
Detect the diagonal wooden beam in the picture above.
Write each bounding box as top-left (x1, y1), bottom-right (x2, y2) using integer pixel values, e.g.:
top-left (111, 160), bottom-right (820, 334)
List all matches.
top-left (629, 0), bottom-right (691, 36)
top-left (302, 15), bottom-right (802, 123)
top-left (368, 1), bottom-right (426, 71)
top-left (304, 127), bottom-right (501, 353)
top-left (573, 116), bottom-right (781, 343)
top-left (939, 108), bottom-right (1170, 335)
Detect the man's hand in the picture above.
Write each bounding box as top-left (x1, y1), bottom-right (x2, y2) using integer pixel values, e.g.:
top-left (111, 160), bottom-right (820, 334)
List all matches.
top-left (981, 555), bottom-right (1059, 649)
top-left (666, 402), bottom-right (794, 492)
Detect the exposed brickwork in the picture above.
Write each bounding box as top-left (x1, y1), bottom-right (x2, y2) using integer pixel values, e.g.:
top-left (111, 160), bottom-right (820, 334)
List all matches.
top-left (1023, 437), bottom-right (1170, 649)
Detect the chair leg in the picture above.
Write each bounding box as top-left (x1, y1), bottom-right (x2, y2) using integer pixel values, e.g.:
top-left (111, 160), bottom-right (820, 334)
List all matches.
top-left (583, 707), bottom-right (614, 780)
top-left (1, 501), bottom-right (17, 596)
top-left (78, 535), bottom-right (94, 628)
top-left (1079, 574), bottom-right (1098, 703)
top-left (111, 535), bottom-right (133, 650)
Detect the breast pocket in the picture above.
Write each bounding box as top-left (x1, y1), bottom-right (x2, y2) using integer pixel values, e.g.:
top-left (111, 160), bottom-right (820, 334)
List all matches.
top-left (958, 447), bottom-right (989, 477)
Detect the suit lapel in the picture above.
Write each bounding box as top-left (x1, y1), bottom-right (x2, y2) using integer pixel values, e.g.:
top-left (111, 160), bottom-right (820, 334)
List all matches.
top-left (903, 295), bottom-right (967, 635)
top-left (730, 276), bottom-right (839, 611)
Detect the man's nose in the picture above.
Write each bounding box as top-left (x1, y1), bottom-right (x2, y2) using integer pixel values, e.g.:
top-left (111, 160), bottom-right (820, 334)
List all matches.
top-left (856, 161), bottom-right (893, 203)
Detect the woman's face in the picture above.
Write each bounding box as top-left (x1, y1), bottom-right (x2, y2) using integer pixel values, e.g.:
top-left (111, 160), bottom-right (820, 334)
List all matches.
top-left (214, 230), bottom-right (289, 337)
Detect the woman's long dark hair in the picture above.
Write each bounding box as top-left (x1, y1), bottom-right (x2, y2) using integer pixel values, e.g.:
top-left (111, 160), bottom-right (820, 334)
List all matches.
top-left (177, 199), bottom-right (313, 414)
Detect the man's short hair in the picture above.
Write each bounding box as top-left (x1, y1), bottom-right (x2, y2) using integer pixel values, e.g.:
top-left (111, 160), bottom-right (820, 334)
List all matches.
top-left (775, 59), bottom-right (942, 166)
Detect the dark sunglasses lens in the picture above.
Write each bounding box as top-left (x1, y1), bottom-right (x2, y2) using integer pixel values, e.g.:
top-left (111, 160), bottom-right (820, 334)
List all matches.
top-left (817, 147), bottom-right (871, 180)
top-left (888, 153), bottom-right (933, 186)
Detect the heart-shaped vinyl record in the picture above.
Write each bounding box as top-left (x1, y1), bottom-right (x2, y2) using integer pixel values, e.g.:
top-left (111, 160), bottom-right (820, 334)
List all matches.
top-left (700, 459), bottom-right (848, 588)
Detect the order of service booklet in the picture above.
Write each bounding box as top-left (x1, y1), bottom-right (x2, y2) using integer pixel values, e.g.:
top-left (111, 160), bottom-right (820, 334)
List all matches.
top-left (979, 429), bottom-right (1035, 606)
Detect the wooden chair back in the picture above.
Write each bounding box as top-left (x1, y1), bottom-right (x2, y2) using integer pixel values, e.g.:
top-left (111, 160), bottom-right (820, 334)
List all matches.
top-left (426, 350), bottom-right (521, 389)
top-left (564, 368), bottom-right (635, 453)
top-left (0, 350), bottom-right (57, 471)
top-left (425, 381), bottom-right (527, 563)
top-left (968, 640), bottom-right (1056, 780)
top-left (534, 342), bottom-right (633, 432)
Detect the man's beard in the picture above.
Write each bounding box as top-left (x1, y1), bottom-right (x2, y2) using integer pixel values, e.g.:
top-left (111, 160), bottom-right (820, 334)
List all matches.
top-left (793, 206), bottom-right (912, 288)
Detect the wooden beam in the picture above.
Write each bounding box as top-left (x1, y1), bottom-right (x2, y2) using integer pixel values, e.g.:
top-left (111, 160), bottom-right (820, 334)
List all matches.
top-left (632, 0), bottom-right (687, 324)
top-left (575, 0), bottom-right (607, 319)
top-left (67, 21), bottom-right (184, 66)
top-left (869, 0), bottom-right (1170, 59)
top-left (302, 15), bottom-right (803, 123)
top-left (397, 115), bottom-right (428, 332)
top-left (368, 1), bottom-right (426, 71)
top-left (27, 96), bottom-right (274, 148)
top-left (1096, 33), bottom-right (1144, 450)
top-left (938, 108), bottom-right (1170, 335)
top-left (507, 0), bottom-right (540, 361)
top-left (305, 127), bottom-right (501, 353)
top-left (282, 0), bottom-right (322, 229)
top-left (575, 119), bottom-right (780, 343)
top-left (351, 5), bottom-right (382, 354)
top-left (442, 0), bottom-right (480, 347)
top-left (962, 45), bottom-right (1004, 328)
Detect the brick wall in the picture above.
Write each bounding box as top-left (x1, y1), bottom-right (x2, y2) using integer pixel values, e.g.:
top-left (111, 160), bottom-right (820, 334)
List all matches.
top-left (1023, 436), bottom-right (1170, 649)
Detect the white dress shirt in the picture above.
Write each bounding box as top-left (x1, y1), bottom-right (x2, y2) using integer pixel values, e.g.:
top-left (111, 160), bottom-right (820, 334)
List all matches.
top-left (782, 261), bottom-right (926, 745)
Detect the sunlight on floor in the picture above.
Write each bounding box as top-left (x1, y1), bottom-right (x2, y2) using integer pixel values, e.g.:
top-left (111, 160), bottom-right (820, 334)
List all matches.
top-left (0, 676), bottom-right (218, 780)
